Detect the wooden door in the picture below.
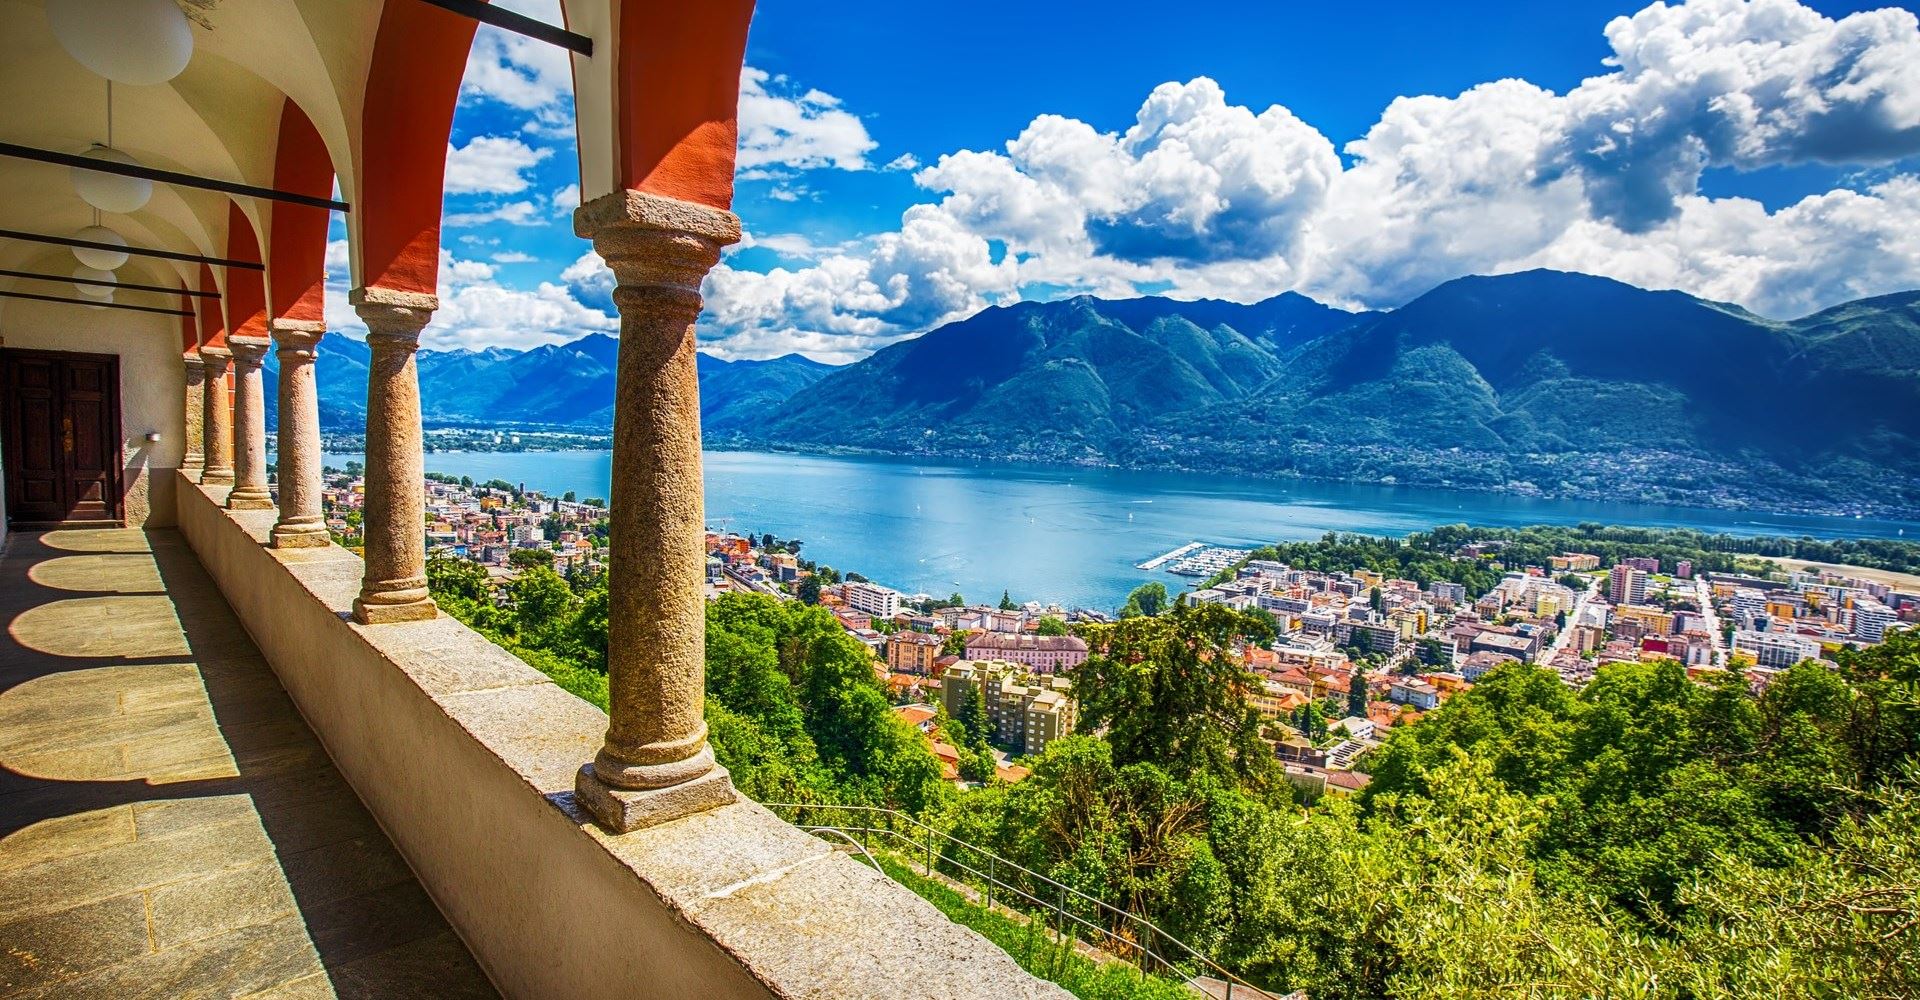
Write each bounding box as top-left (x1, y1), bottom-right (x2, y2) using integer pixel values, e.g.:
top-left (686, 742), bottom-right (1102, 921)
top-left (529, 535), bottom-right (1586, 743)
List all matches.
top-left (3, 350), bottom-right (123, 525)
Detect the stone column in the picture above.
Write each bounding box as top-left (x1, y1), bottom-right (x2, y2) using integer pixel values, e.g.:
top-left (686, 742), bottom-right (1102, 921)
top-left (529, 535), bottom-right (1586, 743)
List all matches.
top-left (181, 355), bottom-right (205, 472)
top-left (269, 319), bottom-right (330, 548)
top-left (199, 347), bottom-right (234, 486)
top-left (349, 287), bottom-right (437, 624)
top-left (572, 190), bottom-right (739, 833)
top-left (225, 338), bottom-right (274, 509)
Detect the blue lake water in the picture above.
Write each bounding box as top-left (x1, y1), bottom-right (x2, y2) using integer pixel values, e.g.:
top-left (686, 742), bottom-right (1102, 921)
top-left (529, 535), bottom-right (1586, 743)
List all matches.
top-left (321, 449), bottom-right (1919, 611)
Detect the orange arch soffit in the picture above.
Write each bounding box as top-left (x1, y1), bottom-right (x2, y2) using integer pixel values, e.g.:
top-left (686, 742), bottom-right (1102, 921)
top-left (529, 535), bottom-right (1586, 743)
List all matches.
top-left (358, 2), bottom-right (481, 294)
top-left (225, 203), bottom-right (268, 340)
top-left (198, 264), bottom-right (226, 350)
top-left (268, 99), bottom-right (334, 324)
top-left (179, 291), bottom-right (197, 354)
top-left (614, 1), bottom-right (756, 210)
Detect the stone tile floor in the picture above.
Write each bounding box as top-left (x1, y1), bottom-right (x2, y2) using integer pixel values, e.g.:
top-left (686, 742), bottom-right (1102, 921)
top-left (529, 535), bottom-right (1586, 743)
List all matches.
top-left (0, 528), bottom-right (497, 999)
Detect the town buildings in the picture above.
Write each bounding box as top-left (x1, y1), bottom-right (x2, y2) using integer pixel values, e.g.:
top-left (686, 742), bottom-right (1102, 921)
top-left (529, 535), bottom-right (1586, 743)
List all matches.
top-left (963, 632), bottom-right (1089, 674)
top-left (941, 660), bottom-right (1078, 756)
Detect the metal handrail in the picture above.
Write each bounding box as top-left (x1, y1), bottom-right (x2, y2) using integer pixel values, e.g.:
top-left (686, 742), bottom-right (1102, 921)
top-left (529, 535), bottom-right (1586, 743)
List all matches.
top-left (767, 802), bottom-right (1262, 999)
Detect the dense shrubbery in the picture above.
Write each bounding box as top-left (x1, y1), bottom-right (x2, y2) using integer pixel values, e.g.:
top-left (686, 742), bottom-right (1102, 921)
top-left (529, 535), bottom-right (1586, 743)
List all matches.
top-left (429, 558), bottom-right (1920, 999)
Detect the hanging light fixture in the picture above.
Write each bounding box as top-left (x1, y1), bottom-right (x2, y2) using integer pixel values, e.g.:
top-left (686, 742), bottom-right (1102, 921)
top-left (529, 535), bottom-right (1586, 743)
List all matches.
top-left (46, 0), bottom-right (195, 86)
top-left (73, 145), bottom-right (152, 213)
top-left (73, 265), bottom-right (118, 298)
top-left (72, 83), bottom-right (153, 213)
top-left (73, 223), bottom-right (130, 270)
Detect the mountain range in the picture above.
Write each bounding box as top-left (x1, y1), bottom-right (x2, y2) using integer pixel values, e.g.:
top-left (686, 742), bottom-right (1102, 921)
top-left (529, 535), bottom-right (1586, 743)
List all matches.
top-left (275, 269), bottom-right (1920, 513)
top-left (266, 334), bottom-right (832, 435)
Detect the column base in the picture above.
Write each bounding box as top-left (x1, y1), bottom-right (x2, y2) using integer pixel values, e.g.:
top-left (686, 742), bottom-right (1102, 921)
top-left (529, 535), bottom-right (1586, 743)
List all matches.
top-left (270, 525), bottom-right (331, 549)
top-left (226, 489), bottom-right (274, 510)
top-left (201, 471), bottom-right (234, 486)
top-left (352, 595), bottom-right (438, 624)
top-left (575, 762), bottom-right (734, 834)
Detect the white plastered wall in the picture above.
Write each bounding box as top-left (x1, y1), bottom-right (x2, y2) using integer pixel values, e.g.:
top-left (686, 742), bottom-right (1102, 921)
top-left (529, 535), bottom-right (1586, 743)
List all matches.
top-left (0, 297), bottom-right (186, 527)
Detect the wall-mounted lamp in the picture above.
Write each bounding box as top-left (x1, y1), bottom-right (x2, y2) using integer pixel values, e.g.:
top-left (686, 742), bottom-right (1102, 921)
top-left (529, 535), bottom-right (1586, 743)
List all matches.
top-left (144, 431), bottom-right (162, 443)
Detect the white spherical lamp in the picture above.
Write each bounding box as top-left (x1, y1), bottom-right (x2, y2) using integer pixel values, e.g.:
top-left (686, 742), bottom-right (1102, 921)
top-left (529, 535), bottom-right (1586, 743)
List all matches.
top-left (73, 265), bottom-right (118, 298)
top-left (72, 145), bottom-right (152, 213)
top-left (46, 0), bottom-right (194, 86)
top-left (73, 225), bottom-right (130, 270)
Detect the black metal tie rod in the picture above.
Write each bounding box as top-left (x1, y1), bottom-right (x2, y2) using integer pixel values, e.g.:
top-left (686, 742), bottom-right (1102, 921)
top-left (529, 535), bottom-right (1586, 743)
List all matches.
top-left (0, 288), bottom-right (194, 317)
top-left (0, 142), bottom-right (348, 213)
top-left (0, 266), bottom-right (219, 298)
top-left (412, 0), bottom-right (592, 55)
top-left (0, 228), bottom-right (264, 271)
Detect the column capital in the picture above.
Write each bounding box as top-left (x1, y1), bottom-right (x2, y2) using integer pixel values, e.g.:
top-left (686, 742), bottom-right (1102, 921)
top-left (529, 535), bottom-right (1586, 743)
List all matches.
top-left (270, 318), bottom-right (326, 353)
top-left (574, 190), bottom-right (741, 299)
top-left (199, 345), bottom-right (232, 371)
top-left (181, 354), bottom-right (206, 372)
top-left (350, 286), bottom-right (437, 348)
top-left (228, 336), bottom-right (271, 368)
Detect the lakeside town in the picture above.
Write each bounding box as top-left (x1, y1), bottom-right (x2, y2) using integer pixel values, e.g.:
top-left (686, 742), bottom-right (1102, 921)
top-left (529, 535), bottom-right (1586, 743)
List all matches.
top-left (323, 466), bottom-right (1918, 797)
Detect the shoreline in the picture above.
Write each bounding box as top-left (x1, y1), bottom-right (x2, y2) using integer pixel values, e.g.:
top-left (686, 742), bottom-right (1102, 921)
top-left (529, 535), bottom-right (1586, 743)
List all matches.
top-left (312, 434), bottom-right (1919, 524)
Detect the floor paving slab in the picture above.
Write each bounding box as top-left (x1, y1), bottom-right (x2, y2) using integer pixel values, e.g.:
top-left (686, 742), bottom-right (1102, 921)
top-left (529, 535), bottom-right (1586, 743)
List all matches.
top-left (0, 529), bottom-right (496, 999)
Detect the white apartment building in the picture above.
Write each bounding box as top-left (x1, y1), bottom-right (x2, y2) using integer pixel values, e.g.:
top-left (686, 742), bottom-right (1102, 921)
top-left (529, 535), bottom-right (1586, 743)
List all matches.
top-left (843, 580), bottom-right (900, 619)
top-left (1853, 600), bottom-right (1897, 643)
top-left (1733, 629), bottom-right (1822, 669)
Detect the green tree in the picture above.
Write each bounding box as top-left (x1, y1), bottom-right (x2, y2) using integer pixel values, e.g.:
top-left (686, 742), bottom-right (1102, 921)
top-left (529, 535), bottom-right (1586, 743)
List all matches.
top-left (1120, 581), bottom-right (1169, 618)
top-left (1292, 702), bottom-right (1328, 742)
top-left (1034, 616), bottom-right (1069, 636)
top-left (509, 566), bottom-right (577, 645)
top-left (999, 589), bottom-right (1017, 610)
top-left (1072, 603), bottom-right (1276, 785)
top-left (958, 682), bottom-right (992, 750)
top-left (508, 547), bottom-right (554, 568)
top-left (1347, 672), bottom-right (1368, 718)
top-left (795, 574), bottom-right (822, 605)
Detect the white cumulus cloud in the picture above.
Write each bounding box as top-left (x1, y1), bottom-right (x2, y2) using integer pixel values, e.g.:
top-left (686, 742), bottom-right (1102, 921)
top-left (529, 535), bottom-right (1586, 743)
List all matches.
top-left (696, 0), bottom-right (1920, 360)
top-left (445, 136), bottom-right (553, 195)
top-left (737, 67), bottom-right (878, 172)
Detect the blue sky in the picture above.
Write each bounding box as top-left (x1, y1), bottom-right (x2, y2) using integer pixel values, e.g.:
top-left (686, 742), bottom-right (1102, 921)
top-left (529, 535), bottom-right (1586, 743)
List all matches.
top-left (328, 0), bottom-right (1920, 360)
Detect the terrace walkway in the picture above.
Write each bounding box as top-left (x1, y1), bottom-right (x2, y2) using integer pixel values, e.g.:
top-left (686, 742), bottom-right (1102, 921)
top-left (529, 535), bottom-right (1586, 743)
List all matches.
top-left (0, 528), bottom-right (496, 998)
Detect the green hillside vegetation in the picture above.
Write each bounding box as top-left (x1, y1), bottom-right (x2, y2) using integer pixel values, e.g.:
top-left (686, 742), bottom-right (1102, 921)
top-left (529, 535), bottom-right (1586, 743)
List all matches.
top-left (427, 550), bottom-right (1920, 999)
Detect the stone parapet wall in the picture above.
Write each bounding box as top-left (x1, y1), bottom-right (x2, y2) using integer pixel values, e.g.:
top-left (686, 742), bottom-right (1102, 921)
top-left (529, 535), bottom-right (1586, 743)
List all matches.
top-left (172, 471), bottom-right (1067, 1000)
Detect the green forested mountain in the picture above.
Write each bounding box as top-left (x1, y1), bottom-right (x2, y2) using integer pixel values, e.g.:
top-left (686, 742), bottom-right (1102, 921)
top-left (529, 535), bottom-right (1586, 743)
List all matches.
top-left (749, 271), bottom-right (1920, 511)
top-left (742, 291), bottom-right (1361, 462)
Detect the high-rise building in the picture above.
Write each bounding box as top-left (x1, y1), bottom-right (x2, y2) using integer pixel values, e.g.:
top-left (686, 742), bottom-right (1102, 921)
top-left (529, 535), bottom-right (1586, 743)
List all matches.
top-left (1608, 564), bottom-right (1646, 606)
top-left (1853, 600), bottom-right (1897, 643)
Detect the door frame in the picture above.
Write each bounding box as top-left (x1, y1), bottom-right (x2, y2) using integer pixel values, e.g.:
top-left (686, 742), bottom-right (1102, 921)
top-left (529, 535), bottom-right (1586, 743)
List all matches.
top-left (1, 347), bottom-right (126, 527)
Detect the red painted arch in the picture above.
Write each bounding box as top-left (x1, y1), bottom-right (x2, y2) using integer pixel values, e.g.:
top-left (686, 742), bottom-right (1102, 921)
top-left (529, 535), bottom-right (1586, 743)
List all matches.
top-left (267, 99), bottom-right (333, 324)
top-left (224, 203), bottom-right (268, 340)
top-left (180, 289), bottom-right (196, 354)
top-left (357, 1), bottom-right (481, 295)
top-left (613, 1), bottom-right (755, 209)
top-left (198, 264), bottom-right (225, 350)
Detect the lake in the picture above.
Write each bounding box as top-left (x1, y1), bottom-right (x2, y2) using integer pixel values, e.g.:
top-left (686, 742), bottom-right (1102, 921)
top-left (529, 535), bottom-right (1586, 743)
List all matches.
top-left (320, 449), bottom-right (1919, 611)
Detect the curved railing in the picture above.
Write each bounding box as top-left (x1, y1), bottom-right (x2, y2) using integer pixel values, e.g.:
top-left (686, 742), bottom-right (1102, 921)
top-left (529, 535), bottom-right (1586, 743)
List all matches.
top-left (764, 801), bottom-right (1265, 1000)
